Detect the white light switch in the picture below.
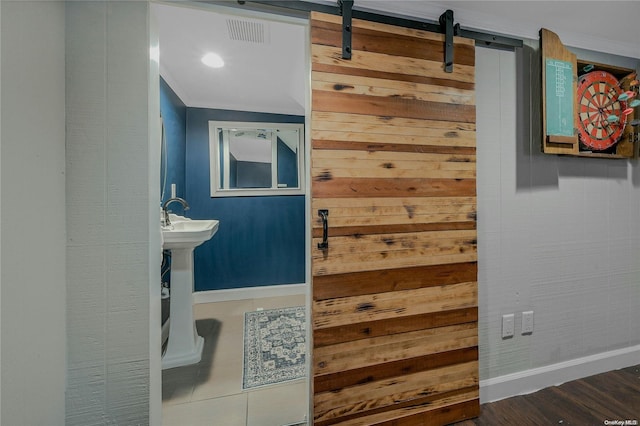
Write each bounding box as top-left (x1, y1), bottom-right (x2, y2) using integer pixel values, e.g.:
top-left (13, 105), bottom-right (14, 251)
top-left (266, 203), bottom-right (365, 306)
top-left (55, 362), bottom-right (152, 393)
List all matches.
top-left (522, 311), bottom-right (534, 334)
top-left (502, 313), bottom-right (515, 338)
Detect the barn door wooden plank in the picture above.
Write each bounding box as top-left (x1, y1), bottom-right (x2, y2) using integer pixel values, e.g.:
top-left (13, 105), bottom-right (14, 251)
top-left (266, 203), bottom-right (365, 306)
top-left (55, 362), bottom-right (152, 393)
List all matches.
top-left (310, 11), bottom-right (478, 425)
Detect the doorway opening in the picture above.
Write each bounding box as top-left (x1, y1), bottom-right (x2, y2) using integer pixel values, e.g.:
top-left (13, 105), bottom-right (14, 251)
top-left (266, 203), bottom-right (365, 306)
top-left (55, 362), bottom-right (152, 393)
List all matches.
top-left (153, 2), bottom-right (310, 424)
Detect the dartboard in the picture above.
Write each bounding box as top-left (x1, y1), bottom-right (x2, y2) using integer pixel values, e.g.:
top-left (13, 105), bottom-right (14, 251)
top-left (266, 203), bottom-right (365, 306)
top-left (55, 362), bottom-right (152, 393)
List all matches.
top-left (577, 71), bottom-right (628, 150)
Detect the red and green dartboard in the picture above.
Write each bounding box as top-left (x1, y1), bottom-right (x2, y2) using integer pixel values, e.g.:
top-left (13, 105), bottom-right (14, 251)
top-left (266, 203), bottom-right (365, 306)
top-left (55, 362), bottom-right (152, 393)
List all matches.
top-left (576, 70), bottom-right (627, 150)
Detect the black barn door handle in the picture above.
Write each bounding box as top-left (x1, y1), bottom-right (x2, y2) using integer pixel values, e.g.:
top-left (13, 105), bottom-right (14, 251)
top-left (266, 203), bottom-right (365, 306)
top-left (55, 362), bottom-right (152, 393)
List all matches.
top-left (318, 209), bottom-right (329, 250)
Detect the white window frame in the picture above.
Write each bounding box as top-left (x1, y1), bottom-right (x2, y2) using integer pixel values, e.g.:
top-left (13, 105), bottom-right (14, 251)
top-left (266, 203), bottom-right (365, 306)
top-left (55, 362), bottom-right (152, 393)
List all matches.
top-left (209, 120), bottom-right (305, 197)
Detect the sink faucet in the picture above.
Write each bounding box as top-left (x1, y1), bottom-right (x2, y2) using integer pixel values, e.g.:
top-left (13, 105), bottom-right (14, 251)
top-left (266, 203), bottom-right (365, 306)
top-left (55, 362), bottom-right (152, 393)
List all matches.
top-left (161, 197), bottom-right (190, 227)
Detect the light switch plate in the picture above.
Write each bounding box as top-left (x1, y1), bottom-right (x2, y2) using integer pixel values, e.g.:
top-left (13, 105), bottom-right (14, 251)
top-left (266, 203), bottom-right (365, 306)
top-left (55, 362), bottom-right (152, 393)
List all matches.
top-left (522, 310), bottom-right (534, 334)
top-left (502, 313), bottom-right (515, 338)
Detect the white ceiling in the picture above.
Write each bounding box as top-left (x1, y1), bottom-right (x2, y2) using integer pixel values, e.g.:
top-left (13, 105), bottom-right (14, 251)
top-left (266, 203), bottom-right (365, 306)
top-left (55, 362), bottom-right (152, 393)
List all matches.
top-left (154, 2), bottom-right (307, 115)
top-left (154, 1), bottom-right (640, 116)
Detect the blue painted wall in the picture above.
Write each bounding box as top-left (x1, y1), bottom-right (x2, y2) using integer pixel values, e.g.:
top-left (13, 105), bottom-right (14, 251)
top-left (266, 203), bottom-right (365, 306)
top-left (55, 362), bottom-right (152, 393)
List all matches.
top-left (159, 77), bottom-right (187, 205)
top-left (185, 107), bottom-right (305, 291)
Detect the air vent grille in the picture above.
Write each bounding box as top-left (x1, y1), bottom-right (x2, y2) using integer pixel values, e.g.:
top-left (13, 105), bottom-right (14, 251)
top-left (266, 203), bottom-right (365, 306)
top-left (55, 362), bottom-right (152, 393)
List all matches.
top-left (226, 19), bottom-right (270, 44)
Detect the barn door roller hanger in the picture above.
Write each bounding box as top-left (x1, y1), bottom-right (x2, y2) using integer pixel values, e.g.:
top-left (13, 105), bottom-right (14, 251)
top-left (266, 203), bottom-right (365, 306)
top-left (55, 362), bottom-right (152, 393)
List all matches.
top-left (338, 0), bottom-right (353, 59)
top-left (439, 9), bottom-right (454, 72)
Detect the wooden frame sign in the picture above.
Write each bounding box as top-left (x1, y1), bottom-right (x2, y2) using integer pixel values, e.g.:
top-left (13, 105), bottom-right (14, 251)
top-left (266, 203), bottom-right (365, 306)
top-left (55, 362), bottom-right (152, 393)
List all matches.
top-left (540, 28), bottom-right (638, 159)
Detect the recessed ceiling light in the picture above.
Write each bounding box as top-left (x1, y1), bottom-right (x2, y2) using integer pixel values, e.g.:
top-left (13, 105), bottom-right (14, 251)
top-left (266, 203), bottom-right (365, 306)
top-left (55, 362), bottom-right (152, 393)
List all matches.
top-left (201, 52), bottom-right (224, 68)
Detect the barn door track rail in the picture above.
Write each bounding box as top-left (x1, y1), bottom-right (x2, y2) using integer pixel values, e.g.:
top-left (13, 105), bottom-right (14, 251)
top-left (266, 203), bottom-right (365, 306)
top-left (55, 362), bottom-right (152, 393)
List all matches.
top-left (213, 0), bottom-right (523, 72)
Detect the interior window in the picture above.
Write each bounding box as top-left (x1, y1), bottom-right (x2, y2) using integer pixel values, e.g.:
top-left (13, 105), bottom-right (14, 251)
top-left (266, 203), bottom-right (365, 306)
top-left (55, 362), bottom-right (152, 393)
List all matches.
top-left (209, 121), bottom-right (304, 197)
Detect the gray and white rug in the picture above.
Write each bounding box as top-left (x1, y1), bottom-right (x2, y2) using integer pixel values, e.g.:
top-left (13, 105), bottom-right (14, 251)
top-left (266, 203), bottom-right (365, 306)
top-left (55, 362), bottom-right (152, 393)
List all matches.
top-left (243, 306), bottom-right (306, 390)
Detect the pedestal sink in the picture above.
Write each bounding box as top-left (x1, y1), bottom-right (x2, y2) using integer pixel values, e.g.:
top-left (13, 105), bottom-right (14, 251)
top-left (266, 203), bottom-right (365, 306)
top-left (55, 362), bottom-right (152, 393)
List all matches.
top-left (162, 214), bottom-right (219, 369)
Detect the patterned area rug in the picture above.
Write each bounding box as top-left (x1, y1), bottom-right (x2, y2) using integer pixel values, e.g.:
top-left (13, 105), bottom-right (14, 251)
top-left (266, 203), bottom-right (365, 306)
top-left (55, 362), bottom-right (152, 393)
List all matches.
top-left (243, 306), bottom-right (306, 390)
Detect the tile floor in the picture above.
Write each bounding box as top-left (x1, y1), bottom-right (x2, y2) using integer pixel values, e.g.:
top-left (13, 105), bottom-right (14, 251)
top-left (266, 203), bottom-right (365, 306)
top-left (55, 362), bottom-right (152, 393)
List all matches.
top-left (162, 294), bottom-right (309, 426)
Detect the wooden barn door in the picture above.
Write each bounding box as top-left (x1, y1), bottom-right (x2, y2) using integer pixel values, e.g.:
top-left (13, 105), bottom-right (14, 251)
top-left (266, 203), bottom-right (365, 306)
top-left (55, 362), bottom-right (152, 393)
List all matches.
top-left (310, 12), bottom-right (479, 426)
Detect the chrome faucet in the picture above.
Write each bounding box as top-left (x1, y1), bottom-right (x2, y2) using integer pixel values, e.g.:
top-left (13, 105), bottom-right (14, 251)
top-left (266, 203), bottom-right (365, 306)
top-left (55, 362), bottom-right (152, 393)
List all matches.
top-left (161, 197), bottom-right (190, 227)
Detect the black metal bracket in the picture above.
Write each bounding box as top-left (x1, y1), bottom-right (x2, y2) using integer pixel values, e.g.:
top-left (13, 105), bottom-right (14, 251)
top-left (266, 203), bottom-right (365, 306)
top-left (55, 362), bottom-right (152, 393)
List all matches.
top-left (439, 9), bottom-right (454, 73)
top-left (339, 0), bottom-right (353, 59)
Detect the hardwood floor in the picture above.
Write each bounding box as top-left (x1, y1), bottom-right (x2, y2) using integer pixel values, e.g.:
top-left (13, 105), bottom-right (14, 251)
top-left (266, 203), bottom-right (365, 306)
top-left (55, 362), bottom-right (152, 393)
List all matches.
top-left (451, 365), bottom-right (640, 426)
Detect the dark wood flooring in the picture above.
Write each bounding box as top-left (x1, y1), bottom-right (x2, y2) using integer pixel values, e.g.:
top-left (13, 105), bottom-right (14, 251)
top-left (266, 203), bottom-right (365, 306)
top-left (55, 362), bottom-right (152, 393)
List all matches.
top-left (451, 365), bottom-right (640, 426)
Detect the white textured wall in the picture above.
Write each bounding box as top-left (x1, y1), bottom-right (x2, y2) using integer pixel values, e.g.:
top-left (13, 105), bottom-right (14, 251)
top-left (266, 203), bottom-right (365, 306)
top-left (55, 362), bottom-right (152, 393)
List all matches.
top-left (476, 45), bottom-right (640, 384)
top-left (148, 6), bottom-right (162, 424)
top-left (66, 2), bottom-right (158, 424)
top-left (0, 1), bottom-right (66, 424)
top-left (0, 1), bottom-right (3, 418)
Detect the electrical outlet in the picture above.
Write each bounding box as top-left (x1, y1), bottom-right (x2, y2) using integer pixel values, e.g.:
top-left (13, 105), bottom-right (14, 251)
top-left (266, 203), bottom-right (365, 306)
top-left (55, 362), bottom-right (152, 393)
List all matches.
top-left (522, 310), bottom-right (534, 334)
top-left (502, 313), bottom-right (515, 338)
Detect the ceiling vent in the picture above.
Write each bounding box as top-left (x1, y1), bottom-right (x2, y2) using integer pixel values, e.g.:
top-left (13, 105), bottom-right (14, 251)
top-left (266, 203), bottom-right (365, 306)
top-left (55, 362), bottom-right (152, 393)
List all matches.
top-left (226, 19), bottom-right (270, 44)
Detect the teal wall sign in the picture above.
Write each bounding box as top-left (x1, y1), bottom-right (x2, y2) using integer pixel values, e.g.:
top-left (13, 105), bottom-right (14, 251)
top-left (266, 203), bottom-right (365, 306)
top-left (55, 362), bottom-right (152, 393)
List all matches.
top-left (545, 58), bottom-right (574, 137)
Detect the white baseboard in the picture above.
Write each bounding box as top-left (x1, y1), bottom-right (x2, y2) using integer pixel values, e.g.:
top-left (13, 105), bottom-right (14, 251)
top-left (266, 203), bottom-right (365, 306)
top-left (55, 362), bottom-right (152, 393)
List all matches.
top-left (193, 283), bottom-right (307, 304)
top-left (480, 344), bottom-right (640, 403)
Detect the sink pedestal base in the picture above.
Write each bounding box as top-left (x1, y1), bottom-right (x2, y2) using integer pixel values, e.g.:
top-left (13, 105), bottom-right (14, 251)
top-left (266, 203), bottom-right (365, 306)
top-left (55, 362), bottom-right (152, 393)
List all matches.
top-left (162, 247), bottom-right (203, 370)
